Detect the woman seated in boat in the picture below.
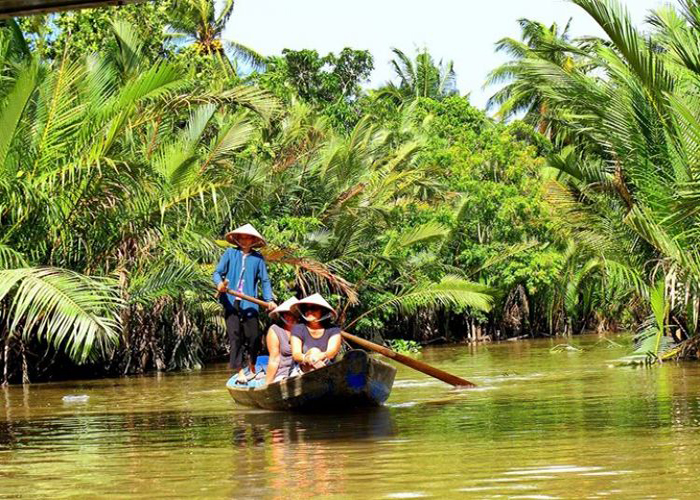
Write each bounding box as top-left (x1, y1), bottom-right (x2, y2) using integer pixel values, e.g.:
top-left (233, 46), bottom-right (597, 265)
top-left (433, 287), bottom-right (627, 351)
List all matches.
top-left (290, 293), bottom-right (342, 371)
top-left (264, 297), bottom-right (300, 385)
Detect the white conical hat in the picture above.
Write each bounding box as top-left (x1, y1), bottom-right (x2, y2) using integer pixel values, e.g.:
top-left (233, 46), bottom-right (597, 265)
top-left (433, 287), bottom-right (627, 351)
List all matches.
top-left (291, 293), bottom-right (337, 319)
top-left (270, 297), bottom-right (299, 320)
top-left (225, 223), bottom-right (266, 247)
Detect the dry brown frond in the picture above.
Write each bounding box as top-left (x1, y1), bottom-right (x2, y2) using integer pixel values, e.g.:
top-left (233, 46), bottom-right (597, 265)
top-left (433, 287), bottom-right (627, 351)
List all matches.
top-left (263, 247), bottom-right (358, 303)
top-left (272, 139), bottom-right (312, 173)
top-left (322, 183), bottom-right (367, 221)
top-left (613, 164), bottom-right (635, 212)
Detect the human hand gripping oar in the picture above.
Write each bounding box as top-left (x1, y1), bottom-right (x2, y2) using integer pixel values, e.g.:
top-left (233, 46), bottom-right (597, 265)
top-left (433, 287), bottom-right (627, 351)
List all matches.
top-left (221, 290), bottom-right (476, 388)
top-left (215, 280), bottom-right (277, 311)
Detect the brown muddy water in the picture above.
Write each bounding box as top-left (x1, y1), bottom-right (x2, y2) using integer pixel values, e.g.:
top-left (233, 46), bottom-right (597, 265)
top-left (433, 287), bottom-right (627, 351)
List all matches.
top-left (1, 334), bottom-right (700, 499)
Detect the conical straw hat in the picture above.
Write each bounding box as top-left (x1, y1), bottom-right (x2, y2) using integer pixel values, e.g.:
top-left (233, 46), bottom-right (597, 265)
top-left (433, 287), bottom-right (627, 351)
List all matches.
top-left (291, 293), bottom-right (337, 319)
top-left (270, 297), bottom-right (299, 320)
top-left (225, 223), bottom-right (266, 248)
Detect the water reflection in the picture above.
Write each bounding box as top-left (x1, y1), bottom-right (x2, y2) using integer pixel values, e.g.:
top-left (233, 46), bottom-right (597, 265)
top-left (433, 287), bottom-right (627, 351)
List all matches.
top-left (2, 335), bottom-right (700, 498)
top-left (0, 408), bottom-right (395, 452)
top-left (226, 409), bottom-right (396, 498)
top-left (231, 407), bottom-right (395, 444)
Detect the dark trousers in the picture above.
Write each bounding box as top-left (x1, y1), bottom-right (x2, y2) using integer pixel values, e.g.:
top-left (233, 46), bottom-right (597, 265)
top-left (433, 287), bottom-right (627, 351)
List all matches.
top-left (224, 302), bottom-right (260, 371)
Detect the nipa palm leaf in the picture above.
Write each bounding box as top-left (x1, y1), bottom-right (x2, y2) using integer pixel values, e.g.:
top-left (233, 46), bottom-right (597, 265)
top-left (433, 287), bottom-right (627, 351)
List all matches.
top-left (0, 267), bottom-right (121, 363)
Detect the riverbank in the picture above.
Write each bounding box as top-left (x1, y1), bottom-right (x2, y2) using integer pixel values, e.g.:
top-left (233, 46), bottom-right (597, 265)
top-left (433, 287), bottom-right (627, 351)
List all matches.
top-left (2, 334), bottom-right (699, 498)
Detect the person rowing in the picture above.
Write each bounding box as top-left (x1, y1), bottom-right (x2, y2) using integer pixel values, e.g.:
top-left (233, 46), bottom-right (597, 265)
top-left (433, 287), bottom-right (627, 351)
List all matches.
top-left (264, 297), bottom-right (300, 385)
top-left (290, 294), bottom-right (342, 371)
top-left (213, 223), bottom-right (277, 385)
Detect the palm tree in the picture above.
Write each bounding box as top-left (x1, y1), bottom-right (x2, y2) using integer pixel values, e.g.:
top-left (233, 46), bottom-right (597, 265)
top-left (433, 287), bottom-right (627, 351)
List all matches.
top-left (0, 19), bottom-right (278, 382)
top-left (166, 0), bottom-right (265, 72)
top-left (379, 48), bottom-right (458, 103)
top-left (485, 18), bottom-right (579, 130)
top-left (499, 0), bottom-right (700, 358)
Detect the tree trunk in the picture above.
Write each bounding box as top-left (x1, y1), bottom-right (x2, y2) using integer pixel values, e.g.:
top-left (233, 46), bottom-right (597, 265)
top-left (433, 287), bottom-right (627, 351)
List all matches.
top-left (20, 339), bottom-right (29, 385)
top-left (2, 336), bottom-right (8, 387)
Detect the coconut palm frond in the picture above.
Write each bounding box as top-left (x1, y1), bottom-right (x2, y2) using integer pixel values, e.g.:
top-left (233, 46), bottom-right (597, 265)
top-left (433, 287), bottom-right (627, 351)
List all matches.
top-left (470, 241), bottom-right (541, 278)
top-left (154, 103), bottom-right (216, 189)
top-left (199, 114), bottom-right (257, 172)
top-left (0, 268), bottom-right (121, 363)
top-left (0, 245), bottom-right (27, 270)
top-left (0, 60), bottom-right (38, 174)
top-left (127, 258), bottom-right (207, 305)
top-left (110, 19), bottom-right (146, 78)
top-left (218, 85), bottom-right (283, 119)
top-left (383, 222), bottom-right (450, 258)
top-left (383, 47), bottom-right (459, 103)
top-left (224, 40), bottom-right (266, 69)
top-left (264, 247), bottom-right (358, 304)
top-left (602, 258), bottom-right (648, 298)
top-left (346, 276), bottom-right (494, 329)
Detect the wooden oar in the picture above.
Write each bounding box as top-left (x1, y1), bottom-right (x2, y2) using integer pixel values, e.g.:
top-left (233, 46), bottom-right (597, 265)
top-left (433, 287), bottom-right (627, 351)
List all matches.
top-left (221, 289), bottom-right (476, 388)
top-left (224, 288), bottom-right (273, 305)
top-left (338, 331), bottom-right (475, 387)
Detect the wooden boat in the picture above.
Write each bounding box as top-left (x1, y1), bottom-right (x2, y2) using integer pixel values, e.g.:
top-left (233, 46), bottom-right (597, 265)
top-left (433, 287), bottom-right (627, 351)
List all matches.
top-left (226, 350), bottom-right (397, 411)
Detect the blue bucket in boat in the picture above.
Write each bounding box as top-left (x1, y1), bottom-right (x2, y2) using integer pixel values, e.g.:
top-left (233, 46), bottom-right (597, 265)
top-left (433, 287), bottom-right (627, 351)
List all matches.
top-left (255, 355), bottom-right (268, 372)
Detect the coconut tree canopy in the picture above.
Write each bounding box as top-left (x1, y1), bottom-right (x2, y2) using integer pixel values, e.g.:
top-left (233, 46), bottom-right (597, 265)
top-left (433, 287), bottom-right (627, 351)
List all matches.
top-left (0, 0), bottom-right (138, 19)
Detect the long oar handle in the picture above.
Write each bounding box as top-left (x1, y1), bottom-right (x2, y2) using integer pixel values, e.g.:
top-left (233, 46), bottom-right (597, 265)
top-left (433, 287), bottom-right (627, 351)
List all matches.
top-left (340, 331), bottom-right (476, 388)
top-left (214, 287), bottom-right (273, 312)
top-left (220, 289), bottom-right (475, 387)
top-left (225, 288), bottom-right (271, 308)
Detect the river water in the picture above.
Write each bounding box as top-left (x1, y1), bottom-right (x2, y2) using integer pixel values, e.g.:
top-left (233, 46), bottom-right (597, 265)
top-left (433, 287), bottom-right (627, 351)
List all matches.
top-left (1, 335), bottom-right (699, 498)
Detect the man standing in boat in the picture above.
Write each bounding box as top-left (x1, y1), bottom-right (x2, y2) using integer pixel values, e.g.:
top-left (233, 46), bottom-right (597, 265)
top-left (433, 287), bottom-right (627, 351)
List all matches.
top-left (214, 224), bottom-right (276, 383)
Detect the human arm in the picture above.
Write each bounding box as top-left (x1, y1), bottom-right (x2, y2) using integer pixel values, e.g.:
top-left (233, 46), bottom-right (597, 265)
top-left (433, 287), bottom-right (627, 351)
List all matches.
top-left (213, 250), bottom-right (230, 292)
top-left (307, 330), bottom-right (342, 364)
top-left (265, 328), bottom-right (281, 385)
top-left (323, 332), bottom-right (342, 361)
top-left (291, 334), bottom-right (305, 364)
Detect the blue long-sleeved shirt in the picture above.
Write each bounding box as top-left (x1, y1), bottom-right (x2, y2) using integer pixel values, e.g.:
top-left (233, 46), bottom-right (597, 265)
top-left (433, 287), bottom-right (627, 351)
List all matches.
top-left (213, 248), bottom-right (274, 312)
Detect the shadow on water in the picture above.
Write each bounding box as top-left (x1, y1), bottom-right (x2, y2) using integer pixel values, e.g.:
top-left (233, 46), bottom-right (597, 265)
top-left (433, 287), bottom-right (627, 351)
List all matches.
top-left (230, 406), bottom-right (396, 447)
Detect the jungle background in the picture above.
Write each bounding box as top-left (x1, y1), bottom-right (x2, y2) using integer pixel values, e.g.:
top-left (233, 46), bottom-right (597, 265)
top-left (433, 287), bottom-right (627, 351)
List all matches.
top-left (2, 0), bottom-right (699, 383)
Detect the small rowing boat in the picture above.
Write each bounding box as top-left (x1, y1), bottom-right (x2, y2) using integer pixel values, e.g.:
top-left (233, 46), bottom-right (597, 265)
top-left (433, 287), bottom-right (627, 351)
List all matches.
top-left (226, 350), bottom-right (397, 411)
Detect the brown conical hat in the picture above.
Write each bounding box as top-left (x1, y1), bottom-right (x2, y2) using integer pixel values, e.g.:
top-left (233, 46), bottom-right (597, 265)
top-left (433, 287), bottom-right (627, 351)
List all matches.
top-left (225, 223), bottom-right (266, 248)
top-left (270, 297), bottom-right (299, 320)
top-left (291, 293), bottom-right (337, 319)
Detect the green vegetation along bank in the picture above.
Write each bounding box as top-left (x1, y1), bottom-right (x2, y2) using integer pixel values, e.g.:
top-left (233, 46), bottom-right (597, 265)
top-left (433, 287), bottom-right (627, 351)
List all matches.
top-left (1, 0), bottom-right (698, 384)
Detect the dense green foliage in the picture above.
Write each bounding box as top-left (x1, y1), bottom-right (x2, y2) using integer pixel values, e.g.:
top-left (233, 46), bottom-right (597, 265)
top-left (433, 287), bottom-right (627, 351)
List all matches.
top-left (2, 0), bottom-right (698, 383)
top-left (253, 47), bottom-right (373, 130)
top-left (0, 4), bottom-right (494, 384)
top-left (488, 0), bottom-right (700, 362)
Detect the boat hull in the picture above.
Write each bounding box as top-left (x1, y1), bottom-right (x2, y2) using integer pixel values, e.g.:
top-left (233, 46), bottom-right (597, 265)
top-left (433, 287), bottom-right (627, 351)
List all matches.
top-left (227, 350), bottom-right (397, 411)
